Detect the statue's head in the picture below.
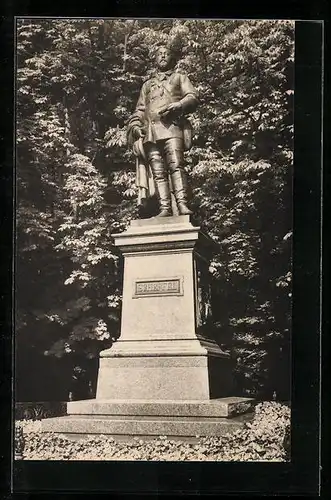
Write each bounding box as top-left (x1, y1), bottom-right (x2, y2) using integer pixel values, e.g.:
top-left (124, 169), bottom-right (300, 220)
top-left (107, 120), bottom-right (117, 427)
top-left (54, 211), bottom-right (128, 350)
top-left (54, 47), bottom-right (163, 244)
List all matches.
top-left (155, 45), bottom-right (177, 71)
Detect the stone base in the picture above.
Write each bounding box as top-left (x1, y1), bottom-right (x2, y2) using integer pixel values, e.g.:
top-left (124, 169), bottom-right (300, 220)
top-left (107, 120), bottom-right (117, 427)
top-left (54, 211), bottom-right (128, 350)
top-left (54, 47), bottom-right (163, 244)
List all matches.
top-left (93, 215), bottom-right (234, 402)
top-left (40, 397), bottom-right (255, 440)
top-left (96, 351), bottom-right (233, 401)
top-left (39, 217), bottom-right (253, 443)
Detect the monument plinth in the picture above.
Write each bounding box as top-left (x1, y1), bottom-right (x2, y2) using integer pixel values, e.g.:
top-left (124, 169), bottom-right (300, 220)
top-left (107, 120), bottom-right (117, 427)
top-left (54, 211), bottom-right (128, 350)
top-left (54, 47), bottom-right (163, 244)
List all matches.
top-left (97, 215), bottom-right (232, 401)
top-left (41, 216), bottom-right (254, 439)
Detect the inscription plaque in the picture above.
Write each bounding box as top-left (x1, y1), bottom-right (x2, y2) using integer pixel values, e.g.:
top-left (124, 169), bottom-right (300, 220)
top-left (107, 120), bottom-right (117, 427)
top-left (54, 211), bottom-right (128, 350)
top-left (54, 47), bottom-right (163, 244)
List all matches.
top-left (133, 277), bottom-right (183, 298)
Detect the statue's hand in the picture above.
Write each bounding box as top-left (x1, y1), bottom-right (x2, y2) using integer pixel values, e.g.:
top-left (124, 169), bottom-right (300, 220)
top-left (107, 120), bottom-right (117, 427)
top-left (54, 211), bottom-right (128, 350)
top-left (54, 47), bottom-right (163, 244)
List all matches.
top-left (159, 102), bottom-right (183, 117)
top-left (133, 126), bottom-right (145, 140)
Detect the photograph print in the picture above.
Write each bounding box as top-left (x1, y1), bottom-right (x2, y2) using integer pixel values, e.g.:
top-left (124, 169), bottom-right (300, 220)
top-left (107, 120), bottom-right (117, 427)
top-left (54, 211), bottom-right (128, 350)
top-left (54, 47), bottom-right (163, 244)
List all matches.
top-left (15, 18), bottom-right (294, 462)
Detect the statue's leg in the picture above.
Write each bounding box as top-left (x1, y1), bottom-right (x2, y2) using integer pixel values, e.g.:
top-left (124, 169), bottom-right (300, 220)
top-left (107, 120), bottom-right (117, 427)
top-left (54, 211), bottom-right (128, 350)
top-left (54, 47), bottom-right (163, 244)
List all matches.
top-left (146, 142), bottom-right (172, 217)
top-left (164, 138), bottom-right (192, 216)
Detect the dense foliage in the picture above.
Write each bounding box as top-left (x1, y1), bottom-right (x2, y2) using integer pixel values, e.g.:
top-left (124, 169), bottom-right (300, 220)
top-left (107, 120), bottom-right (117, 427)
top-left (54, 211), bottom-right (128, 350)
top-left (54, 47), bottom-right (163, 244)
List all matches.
top-left (16, 19), bottom-right (294, 400)
top-left (16, 401), bottom-right (290, 461)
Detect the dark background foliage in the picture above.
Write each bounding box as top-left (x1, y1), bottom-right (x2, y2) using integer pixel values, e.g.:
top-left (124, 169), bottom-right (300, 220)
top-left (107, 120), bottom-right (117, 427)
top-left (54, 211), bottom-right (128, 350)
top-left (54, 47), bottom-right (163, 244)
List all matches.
top-left (15, 19), bottom-right (293, 401)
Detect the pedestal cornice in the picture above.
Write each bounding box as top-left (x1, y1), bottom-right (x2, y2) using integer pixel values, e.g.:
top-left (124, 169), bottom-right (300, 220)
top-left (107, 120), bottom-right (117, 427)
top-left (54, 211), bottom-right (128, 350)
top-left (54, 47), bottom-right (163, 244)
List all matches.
top-left (113, 215), bottom-right (217, 258)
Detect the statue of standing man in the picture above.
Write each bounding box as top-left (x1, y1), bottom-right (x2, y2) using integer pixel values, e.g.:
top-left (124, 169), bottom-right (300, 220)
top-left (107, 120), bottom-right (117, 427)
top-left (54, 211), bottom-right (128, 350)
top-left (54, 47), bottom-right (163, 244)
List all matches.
top-left (127, 45), bottom-right (199, 217)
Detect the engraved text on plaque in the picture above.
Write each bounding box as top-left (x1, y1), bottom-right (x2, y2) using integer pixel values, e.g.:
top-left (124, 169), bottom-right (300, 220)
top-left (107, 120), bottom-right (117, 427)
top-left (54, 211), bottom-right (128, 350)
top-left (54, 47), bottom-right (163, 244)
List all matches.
top-left (133, 277), bottom-right (183, 298)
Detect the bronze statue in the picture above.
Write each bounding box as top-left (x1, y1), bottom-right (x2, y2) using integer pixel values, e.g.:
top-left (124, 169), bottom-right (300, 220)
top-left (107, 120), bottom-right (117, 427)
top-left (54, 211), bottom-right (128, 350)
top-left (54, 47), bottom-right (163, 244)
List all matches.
top-left (127, 45), bottom-right (199, 217)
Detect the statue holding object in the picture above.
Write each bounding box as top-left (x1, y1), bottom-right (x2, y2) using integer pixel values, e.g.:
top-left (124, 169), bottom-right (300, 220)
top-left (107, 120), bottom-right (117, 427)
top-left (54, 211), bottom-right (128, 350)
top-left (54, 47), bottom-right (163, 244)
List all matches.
top-left (127, 45), bottom-right (199, 217)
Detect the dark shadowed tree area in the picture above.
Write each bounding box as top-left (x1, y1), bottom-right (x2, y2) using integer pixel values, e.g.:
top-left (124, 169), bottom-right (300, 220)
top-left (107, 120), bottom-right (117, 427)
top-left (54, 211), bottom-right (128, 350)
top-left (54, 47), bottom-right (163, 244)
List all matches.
top-left (16, 19), bottom-right (294, 401)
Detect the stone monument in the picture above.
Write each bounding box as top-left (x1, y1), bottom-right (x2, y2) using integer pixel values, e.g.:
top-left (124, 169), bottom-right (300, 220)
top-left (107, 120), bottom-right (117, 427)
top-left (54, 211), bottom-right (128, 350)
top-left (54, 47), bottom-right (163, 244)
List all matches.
top-left (41, 45), bottom-right (254, 440)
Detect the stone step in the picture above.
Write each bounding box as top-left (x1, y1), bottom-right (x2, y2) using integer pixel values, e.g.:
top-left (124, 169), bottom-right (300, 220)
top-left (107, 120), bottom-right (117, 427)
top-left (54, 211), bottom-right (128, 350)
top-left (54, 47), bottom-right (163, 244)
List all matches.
top-left (67, 397), bottom-right (255, 419)
top-left (40, 413), bottom-right (252, 438)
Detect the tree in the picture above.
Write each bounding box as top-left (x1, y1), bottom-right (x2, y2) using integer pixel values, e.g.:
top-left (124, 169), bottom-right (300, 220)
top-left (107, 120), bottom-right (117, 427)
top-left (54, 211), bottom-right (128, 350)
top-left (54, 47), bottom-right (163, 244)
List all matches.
top-left (180, 20), bottom-right (294, 398)
top-left (16, 19), bottom-right (294, 400)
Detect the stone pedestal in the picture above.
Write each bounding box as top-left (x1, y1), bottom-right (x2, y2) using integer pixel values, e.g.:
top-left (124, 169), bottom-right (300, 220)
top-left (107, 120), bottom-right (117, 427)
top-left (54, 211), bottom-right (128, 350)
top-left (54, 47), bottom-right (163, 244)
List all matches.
top-left (96, 215), bottom-right (232, 401)
top-left (41, 216), bottom-right (254, 440)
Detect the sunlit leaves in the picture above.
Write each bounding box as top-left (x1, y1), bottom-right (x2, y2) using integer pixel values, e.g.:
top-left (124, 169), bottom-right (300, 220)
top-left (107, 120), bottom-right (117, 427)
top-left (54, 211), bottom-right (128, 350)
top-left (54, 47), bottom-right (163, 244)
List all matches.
top-left (18, 401), bottom-right (290, 461)
top-left (16, 19), bottom-right (293, 398)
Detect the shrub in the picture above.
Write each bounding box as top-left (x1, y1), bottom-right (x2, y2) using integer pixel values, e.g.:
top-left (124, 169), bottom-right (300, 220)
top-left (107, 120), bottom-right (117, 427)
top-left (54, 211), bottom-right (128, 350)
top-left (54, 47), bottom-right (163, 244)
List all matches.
top-left (16, 401), bottom-right (290, 461)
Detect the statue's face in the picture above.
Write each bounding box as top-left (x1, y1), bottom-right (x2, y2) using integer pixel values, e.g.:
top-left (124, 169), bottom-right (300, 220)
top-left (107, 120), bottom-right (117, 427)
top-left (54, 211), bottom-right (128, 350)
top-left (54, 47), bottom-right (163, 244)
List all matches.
top-left (156, 46), bottom-right (173, 70)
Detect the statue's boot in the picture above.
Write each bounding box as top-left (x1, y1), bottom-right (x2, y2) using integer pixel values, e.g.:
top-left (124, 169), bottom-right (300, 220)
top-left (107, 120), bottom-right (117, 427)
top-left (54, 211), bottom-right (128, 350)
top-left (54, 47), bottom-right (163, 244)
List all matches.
top-left (148, 145), bottom-right (173, 217)
top-left (171, 169), bottom-right (193, 216)
top-left (155, 179), bottom-right (173, 217)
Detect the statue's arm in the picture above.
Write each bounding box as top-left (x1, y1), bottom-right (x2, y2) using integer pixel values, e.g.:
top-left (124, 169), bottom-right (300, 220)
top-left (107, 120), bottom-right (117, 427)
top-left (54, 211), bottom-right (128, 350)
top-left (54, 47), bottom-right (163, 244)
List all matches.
top-left (178, 74), bottom-right (199, 114)
top-left (134, 83), bottom-right (147, 116)
top-left (127, 83), bottom-right (147, 147)
top-left (159, 74), bottom-right (199, 119)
